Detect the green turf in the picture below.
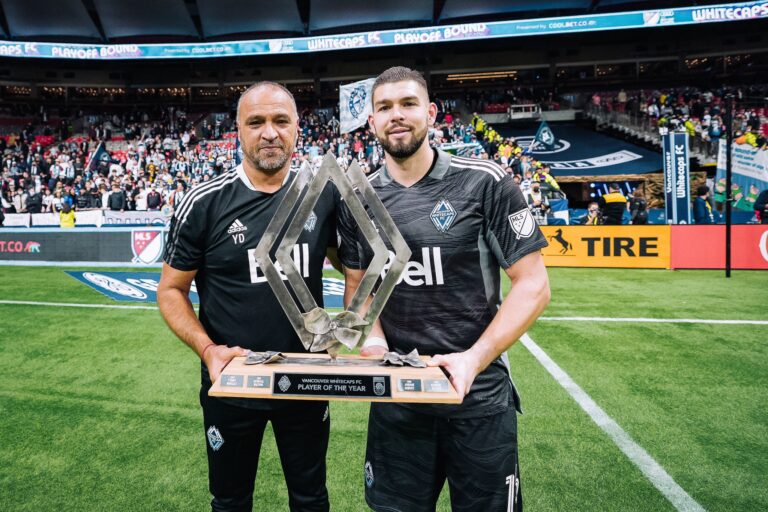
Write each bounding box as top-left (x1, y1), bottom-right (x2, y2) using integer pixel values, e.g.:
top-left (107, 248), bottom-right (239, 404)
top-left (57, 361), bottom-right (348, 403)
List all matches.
top-left (0, 266), bottom-right (766, 511)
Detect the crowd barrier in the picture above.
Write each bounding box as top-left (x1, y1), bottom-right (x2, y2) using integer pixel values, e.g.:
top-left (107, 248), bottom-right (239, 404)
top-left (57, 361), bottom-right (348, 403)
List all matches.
top-left (1, 225), bottom-right (766, 269)
top-left (540, 225), bottom-right (768, 270)
top-left (2, 210), bottom-right (168, 228)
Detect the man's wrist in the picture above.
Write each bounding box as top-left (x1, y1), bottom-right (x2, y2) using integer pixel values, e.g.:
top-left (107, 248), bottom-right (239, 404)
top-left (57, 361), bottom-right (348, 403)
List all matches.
top-left (362, 336), bottom-right (388, 350)
top-left (200, 342), bottom-right (217, 361)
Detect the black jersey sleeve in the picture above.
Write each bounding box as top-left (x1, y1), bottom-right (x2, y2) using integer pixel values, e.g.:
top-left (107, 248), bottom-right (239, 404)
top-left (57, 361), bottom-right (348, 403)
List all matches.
top-left (163, 199), bottom-right (207, 271)
top-left (336, 198), bottom-right (368, 270)
top-left (484, 173), bottom-right (549, 268)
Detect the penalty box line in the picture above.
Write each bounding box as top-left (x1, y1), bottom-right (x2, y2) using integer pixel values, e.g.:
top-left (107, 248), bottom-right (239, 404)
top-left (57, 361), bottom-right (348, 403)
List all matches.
top-left (520, 333), bottom-right (705, 512)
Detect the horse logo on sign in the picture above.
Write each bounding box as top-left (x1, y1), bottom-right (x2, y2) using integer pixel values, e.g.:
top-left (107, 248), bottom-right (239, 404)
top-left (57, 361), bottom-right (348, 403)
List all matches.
top-left (131, 229), bottom-right (165, 264)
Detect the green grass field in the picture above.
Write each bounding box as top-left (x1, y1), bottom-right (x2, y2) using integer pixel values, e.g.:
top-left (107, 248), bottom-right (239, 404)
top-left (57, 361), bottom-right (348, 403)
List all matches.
top-left (0, 266), bottom-right (766, 511)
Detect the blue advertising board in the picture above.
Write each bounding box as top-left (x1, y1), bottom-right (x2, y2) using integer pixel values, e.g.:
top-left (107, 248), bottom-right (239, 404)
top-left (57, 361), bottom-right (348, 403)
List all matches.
top-left (66, 271), bottom-right (345, 308)
top-left (0, 2), bottom-right (765, 60)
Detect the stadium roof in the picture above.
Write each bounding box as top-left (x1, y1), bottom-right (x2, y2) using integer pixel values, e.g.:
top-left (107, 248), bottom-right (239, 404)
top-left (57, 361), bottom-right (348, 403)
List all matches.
top-left (0, 0), bottom-right (735, 42)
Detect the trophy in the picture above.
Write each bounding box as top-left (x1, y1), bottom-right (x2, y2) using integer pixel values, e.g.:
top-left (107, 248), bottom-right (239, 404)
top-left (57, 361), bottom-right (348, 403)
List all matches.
top-left (209, 154), bottom-right (460, 403)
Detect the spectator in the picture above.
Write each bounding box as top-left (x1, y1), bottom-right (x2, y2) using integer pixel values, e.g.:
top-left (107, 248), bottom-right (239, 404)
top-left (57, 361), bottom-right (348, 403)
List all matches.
top-left (526, 182), bottom-right (550, 225)
top-left (107, 183), bottom-right (126, 212)
top-left (693, 185), bottom-right (714, 224)
top-left (146, 186), bottom-right (163, 211)
top-left (599, 183), bottom-right (627, 225)
top-left (533, 164), bottom-right (561, 198)
top-left (629, 188), bottom-right (649, 225)
top-left (579, 201), bottom-right (603, 225)
top-left (26, 186), bottom-right (43, 214)
top-left (59, 202), bottom-right (75, 228)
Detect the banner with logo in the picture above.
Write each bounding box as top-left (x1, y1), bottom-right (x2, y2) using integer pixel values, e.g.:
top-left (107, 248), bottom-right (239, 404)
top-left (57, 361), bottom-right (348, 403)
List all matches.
top-left (670, 225), bottom-right (768, 269)
top-left (533, 121), bottom-right (556, 151)
top-left (0, 228), bottom-right (166, 264)
top-left (502, 123), bottom-right (661, 176)
top-left (2, 213), bottom-right (30, 227)
top-left (662, 131), bottom-right (691, 224)
top-left (540, 225), bottom-right (671, 268)
top-left (340, 78), bottom-right (375, 134)
top-left (103, 210), bottom-right (168, 226)
top-left (714, 142), bottom-right (768, 212)
top-left (65, 271), bottom-right (345, 307)
top-left (1, 2), bottom-right (764, 60)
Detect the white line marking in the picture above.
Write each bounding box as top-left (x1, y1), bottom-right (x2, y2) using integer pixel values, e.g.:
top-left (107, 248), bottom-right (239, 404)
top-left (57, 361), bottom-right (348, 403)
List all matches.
top-left (520, 333), bottom-right (705, 512)
top-left (540, 316), bottom-right (768, 325)
top-left (0, 300), bottom-right (160, 310)
top-left (0, 300), bottom-right (762, 327)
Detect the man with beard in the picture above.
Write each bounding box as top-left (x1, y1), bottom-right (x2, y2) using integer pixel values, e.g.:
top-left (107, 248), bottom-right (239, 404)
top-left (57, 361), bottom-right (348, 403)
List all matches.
top-left (338, 67), bottom-right (550, 512)
top-left (158, 82), bottom-right (338, 512)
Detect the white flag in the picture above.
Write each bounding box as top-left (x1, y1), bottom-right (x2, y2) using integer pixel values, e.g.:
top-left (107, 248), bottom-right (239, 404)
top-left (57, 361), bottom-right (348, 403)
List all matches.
top-left (339, 78), bottom-right (375, 134)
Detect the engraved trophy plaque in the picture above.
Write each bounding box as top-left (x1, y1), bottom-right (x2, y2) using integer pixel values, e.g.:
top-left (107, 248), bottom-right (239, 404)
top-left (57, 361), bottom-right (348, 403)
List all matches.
top-left (209, 154), bottom-right (460, 403)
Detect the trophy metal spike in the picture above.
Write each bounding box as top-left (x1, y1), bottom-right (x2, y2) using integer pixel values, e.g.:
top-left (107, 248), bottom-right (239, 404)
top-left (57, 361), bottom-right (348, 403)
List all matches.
top-left (253, 153), bottom-right (411, 358)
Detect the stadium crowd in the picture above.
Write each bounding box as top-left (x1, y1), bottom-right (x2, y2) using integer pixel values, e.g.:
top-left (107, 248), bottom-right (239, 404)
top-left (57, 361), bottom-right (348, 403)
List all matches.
top-left (589, 85), bottom-right (768, 150)
top-left (1, 108), bottom-right (563, 221)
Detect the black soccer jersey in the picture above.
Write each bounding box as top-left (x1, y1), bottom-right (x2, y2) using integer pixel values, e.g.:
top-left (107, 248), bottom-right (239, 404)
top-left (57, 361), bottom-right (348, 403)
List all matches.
top-left (338, 149), bottom-right (548, 418)
top-left (164, 164), bottom-right (338, 408)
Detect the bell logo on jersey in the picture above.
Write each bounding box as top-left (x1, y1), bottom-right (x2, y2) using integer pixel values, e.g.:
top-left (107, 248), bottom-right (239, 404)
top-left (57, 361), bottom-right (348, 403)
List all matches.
top-left (247, 244), bottom-right (310, 284)
top-left (381, 247), bottom-right (444, 286)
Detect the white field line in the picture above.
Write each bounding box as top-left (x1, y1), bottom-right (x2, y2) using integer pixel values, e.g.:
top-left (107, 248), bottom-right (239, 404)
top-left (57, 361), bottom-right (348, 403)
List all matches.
top-left (1, 301), bottom-right (765, 327)
top-left (539, 316), bottom-right (768, 325)
top-left (520, 333), bottom-right (705, 512)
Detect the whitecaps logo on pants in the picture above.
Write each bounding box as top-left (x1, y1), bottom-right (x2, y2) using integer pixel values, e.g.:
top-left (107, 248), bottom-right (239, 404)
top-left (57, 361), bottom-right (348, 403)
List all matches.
top-left (207, 426), bottom-right (224, 452)
top-left (82, 272), bottom-right (147, 299)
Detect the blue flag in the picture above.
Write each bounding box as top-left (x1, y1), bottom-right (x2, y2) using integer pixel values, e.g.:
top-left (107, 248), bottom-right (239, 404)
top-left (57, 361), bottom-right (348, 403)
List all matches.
top-left (235, 136), bottom-right (243, 165)
top-left (85, 142), bottom-right (110, 175)
top-left (533, 121), bottom-right (556, 151)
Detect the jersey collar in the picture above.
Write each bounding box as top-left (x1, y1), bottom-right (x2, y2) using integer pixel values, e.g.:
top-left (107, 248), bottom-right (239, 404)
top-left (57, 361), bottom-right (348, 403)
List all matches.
top-left (236, 164), bottom-right (295, 192)
top-left (376, 148), bottom-right (452, 186)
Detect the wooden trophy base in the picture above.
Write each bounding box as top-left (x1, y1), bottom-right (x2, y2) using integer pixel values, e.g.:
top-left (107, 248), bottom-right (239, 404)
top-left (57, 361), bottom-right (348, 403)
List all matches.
top-left (208, 353), bottom-right (462, 404)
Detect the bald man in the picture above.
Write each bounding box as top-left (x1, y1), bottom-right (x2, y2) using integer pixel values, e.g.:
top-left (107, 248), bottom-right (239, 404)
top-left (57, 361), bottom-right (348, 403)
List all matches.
top-left (158, 82), bottom-right (339, 512)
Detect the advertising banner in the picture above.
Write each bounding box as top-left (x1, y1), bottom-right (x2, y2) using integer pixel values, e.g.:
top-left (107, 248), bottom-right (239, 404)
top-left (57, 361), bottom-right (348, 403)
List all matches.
top-left (0, 228), bottom-right (166, 264)
top-left (0, 2), bottom-right (764, 60)
top-left (670, 225), bottom-right (768, 269)
top-left (65, 271), bottom-right (345, 307)
top-left (340, 78), bottom-right (375, 134)
top-left (662, 131), bottom-right (691, 224)
top-left (714, 142), bottom-right (768, 212)
top-left (540, 225), bottom-right (671, 268)
top-left (102, 210), bottom-right (168, 226)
